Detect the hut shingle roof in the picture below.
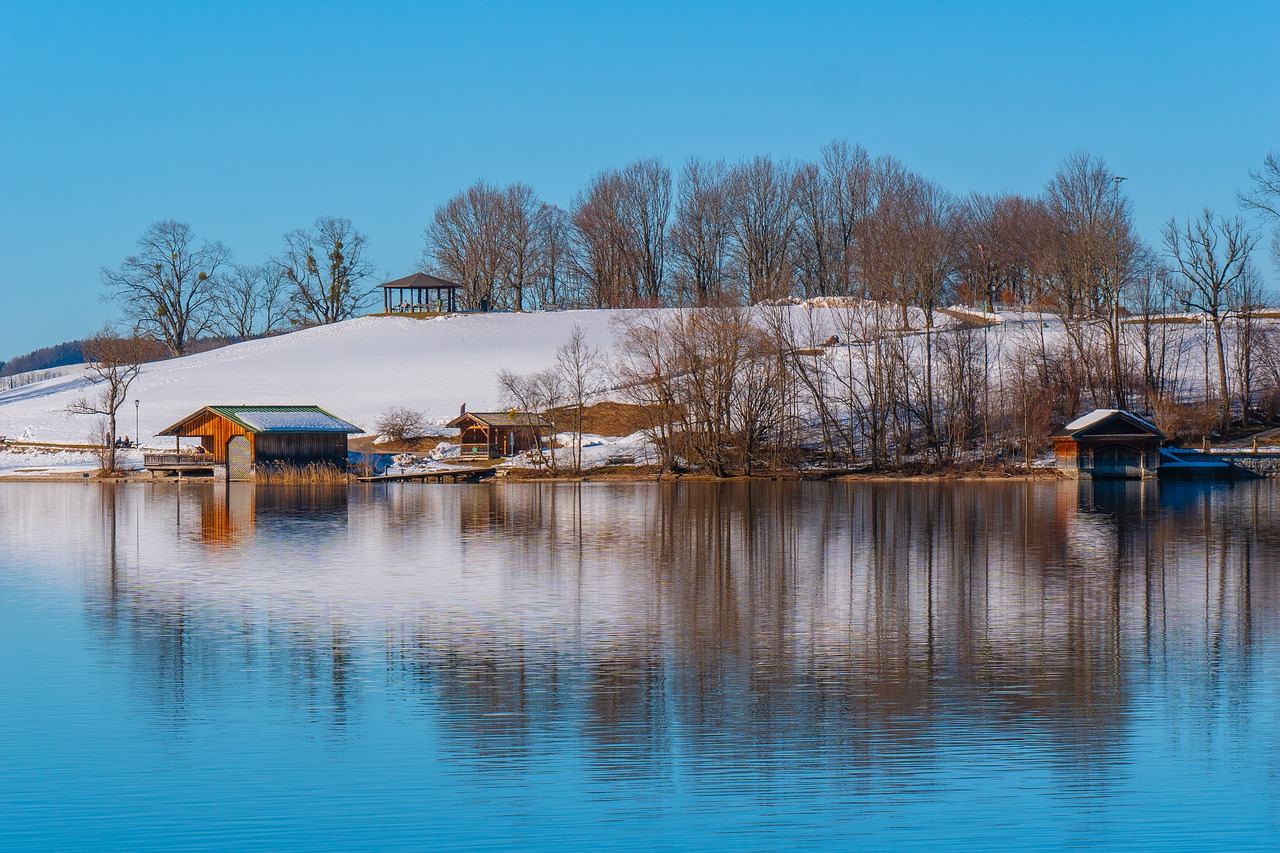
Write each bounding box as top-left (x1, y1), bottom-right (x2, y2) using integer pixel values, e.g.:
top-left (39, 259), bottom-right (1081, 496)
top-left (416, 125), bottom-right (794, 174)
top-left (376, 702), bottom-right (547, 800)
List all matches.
top-left (446, 411), bottom-right (553, 429)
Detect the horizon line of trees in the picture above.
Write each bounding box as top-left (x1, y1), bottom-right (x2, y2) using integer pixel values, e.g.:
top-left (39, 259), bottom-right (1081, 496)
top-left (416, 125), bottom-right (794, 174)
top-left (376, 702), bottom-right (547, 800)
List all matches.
top-left (424, 143), bottom-right (1280, 322)
top-left (97, 144), bottom-right (1280, 368)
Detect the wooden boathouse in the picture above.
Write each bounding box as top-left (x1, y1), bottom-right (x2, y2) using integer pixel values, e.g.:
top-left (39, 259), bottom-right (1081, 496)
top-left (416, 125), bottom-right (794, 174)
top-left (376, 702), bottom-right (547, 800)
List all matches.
top-left (1051, 409), bottom-right (1164, 479)
top-left (381, 272), bottom-right (462, 314)
top-left (446, 408), bottom-right (553, 460)
top-left (147, 405), bottom-right (363, 481)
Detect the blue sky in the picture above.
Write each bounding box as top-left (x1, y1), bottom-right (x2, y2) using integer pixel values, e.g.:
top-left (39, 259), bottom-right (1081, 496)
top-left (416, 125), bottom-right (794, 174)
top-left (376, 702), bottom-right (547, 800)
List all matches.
top-left (1, 0), bottom-right (1277, 361)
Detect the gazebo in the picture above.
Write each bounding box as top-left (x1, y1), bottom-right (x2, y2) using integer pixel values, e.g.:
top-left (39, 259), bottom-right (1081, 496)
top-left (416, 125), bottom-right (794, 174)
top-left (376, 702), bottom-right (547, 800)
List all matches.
top-left (381, 272), bottom-right (462, 314)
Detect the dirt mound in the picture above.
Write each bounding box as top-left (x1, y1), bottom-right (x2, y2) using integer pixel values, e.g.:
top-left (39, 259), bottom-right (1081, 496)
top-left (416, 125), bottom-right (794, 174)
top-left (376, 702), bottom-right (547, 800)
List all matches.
top-left (348, 435), bottom-right (449, 454)
top-left (546, 401), bottom-right (656, 437)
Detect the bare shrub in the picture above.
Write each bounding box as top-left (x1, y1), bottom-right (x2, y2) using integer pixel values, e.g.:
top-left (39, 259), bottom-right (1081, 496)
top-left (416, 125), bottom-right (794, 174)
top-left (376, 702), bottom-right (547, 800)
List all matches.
top-left (375, 407), bottom-right (427, 443)
top-left (1149, 395), bottom-right (1219, 444)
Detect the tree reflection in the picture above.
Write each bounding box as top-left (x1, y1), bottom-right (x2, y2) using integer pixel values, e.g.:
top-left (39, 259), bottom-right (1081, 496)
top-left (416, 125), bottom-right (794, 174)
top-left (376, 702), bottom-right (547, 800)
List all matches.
top-left (61, 479), bottom-right (1280, 782)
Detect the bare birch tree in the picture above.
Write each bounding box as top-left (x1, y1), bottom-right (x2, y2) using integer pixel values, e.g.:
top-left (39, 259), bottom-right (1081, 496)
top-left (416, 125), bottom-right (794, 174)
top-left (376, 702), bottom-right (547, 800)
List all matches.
top-left (497, 367), bottom-right (565, 472)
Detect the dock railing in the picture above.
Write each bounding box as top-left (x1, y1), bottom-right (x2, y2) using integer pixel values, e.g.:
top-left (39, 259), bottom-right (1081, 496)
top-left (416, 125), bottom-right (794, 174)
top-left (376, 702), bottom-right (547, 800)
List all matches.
top-left (144, 453), bottom-right (218, 469)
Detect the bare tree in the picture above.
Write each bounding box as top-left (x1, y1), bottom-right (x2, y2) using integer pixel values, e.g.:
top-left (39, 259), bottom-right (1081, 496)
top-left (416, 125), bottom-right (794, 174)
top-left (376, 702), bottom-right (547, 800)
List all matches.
top-left (556, 325), bottom-right (604, 472)
top-left (1239, 151), bottom-right (1280, 269)
top-left (821, 140), bottom-right (876, 297)
top-left (792, 160), bottom-right (838, 298)
top-left (1231, 265), bottom-right (1268, 421)
top-left (1163, 209), bottom-right (1259, 423)
top-left (67, 331), bottom-right (150, 473)
top-left (1130, 265), bottom-right (1185, 409)
top-left (213, 263), bottom-right (290, 340)
top-left (669, 158), bottom-right (732, 305)
top-left (426, 181), bottom-right (507, 310)
top-left (279, 216), bottom-right (376, 325)
top-left (727, 156), bottom-right (797, 302)
top-left (569, 160), bottom-right (671, 307)
top-left (1043, 152), bottom-right (1145, 408)
top-left (620, 158), bottom-right (671, 303)
top-left (956, 193), bottom-right (1048, 309)
top-left (571, 171), bottom-right (632, 307)
top-left (499, 183), bottom-right (543, 311)
top-left (497, 367), bottom-right (565, 472)
top-left (534, 203), bottom-right (573, 308)
top-left (613, 310), bottom-right (681, 471)
top-left (102, 220), bottom-right (229, 357)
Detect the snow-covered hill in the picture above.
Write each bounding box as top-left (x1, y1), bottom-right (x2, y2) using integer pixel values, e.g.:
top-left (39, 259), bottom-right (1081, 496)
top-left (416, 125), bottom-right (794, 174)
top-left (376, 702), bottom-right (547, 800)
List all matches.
top-left (0, 311), bottom-right (621, 445)
top-left (0, 304), bottom-right (1231, 447)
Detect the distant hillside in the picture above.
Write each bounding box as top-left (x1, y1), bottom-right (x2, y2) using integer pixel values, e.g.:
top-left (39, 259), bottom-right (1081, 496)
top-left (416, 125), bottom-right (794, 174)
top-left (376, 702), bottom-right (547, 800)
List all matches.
top-left (0, 340), bottom-right (84, 377)
top-left (0, 333), bottom-right (263, 379)
top-left (0, 311), bottom-right (623, 444)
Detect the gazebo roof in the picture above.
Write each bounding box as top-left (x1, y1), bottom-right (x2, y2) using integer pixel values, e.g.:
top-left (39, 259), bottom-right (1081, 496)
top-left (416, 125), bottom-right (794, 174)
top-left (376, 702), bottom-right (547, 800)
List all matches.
top-left (380, 272), bottom-right (462, 290)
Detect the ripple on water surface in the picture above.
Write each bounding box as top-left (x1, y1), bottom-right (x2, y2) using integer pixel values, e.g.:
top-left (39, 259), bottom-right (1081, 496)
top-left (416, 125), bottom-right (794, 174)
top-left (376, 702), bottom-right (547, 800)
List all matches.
top-left (1, 480), bottom-right (1279, 850)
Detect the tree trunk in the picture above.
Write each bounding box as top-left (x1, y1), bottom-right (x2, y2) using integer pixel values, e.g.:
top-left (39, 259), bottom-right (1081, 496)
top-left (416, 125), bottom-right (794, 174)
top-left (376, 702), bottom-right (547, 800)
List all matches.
top-left (1213, 317), bottom-right (1230, 428)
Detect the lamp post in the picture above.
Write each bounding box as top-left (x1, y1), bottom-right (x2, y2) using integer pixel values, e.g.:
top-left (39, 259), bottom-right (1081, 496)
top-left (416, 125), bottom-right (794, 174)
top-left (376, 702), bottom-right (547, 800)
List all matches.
top-left (134, 400), bottom-right (140, 447)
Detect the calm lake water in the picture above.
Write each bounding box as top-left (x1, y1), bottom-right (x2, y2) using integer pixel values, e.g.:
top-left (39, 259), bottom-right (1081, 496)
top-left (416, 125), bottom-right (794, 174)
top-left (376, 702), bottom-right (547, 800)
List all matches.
top-left (2, 479), bottom-right (1279, 851)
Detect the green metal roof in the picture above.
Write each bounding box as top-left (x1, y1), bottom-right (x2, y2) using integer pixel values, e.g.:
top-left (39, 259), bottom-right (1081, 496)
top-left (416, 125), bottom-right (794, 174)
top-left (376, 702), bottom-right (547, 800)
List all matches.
top-left (159, 405), bottom-right (363, 435)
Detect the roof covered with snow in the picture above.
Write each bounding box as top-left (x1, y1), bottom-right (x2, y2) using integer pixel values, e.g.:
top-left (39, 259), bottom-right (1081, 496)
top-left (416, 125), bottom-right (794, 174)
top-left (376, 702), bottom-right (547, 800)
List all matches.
top-left (159, 406), bottom-right (363, 435)
top-left (1054, 409), bottom-right (1163, 439)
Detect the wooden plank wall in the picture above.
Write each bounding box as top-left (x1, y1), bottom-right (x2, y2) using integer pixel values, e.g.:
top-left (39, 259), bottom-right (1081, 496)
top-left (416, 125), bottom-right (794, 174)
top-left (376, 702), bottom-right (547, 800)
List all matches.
top-left (254, 432), bottom-right (348, 467)
top-left (173, 410), bottom-right (254, 462)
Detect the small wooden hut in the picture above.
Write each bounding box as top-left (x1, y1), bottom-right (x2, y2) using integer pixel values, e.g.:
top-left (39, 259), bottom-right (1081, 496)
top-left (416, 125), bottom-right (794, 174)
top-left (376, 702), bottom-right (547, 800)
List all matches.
top-left (381, 272), bottom-right (462, 314)
top-left (150, 405), bottom-right (363, 481)
top-left (1051, 409), bottom-right (1164, 479)
top-left (446, 408), bottom-right (553, 460)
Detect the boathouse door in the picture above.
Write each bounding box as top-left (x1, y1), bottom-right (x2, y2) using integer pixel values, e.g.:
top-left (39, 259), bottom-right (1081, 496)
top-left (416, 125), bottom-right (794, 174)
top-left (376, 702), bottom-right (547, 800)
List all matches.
top-left (227, 435), bottom-right (253, 481)
top-left (1093, 444), bottom-right (1143, 478)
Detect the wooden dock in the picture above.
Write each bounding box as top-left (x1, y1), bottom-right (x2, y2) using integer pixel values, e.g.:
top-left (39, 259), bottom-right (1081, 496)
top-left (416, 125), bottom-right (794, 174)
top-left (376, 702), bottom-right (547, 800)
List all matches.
top-left (357, 466), bottom-right (497, 484)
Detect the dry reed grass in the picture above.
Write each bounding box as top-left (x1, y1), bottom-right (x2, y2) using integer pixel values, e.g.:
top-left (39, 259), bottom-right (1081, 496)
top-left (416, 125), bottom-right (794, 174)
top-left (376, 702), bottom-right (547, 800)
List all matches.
top-left (255, 462), bottom-right (351, 485)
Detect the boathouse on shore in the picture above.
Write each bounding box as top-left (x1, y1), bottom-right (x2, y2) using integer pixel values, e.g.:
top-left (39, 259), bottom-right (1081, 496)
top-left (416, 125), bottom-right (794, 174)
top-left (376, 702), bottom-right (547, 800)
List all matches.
top-left (148, 405), bottom-right (363, 481)
top-left (1051, 409), bottom-right (1164, 479)
top-left (446, 407), bottom-right (553, 460)
top-left (380, 272), bottom-right (462, 314)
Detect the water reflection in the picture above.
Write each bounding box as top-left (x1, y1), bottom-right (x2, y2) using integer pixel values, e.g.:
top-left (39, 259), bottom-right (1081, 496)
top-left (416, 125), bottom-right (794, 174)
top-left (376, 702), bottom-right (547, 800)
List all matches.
top-left (4, 479), bottom-right (1280, 817)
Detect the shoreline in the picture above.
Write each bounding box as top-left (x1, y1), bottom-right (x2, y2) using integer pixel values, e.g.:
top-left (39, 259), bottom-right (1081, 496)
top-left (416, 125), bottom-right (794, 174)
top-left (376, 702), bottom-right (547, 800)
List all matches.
top-left (0, 466), bottom-right (1065, 485)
